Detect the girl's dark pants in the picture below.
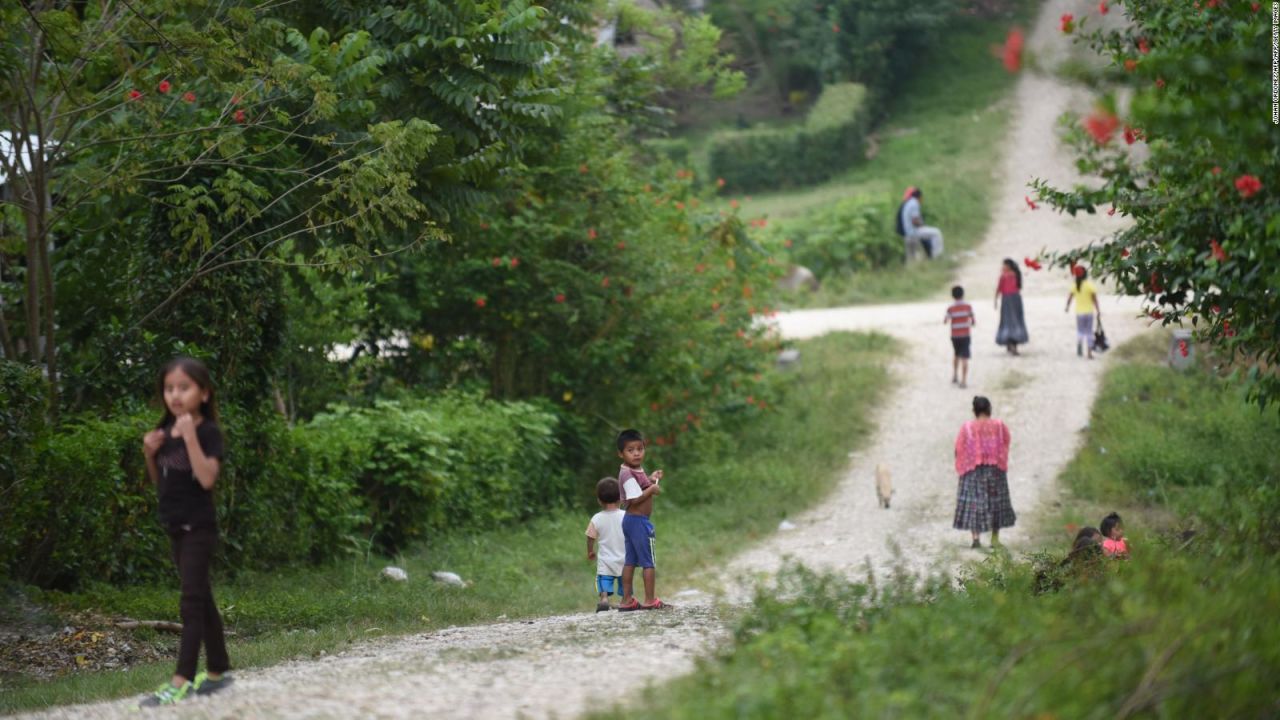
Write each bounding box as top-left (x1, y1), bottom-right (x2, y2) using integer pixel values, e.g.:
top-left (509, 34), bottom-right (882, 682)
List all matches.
top-left (168, 524), bottom-right (230, 681)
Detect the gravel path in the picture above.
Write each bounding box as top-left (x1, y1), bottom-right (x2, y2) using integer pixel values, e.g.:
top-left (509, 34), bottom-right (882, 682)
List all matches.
top-left (20, 2), bottom-right (1149, 718)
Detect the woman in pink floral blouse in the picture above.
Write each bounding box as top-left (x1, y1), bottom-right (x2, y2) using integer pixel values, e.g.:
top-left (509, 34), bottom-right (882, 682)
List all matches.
top-left (953, 396), bottom-right (1016, 549)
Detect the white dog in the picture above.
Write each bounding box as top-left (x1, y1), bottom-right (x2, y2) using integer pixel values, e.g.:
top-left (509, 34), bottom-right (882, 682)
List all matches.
top-left (875, 463), bottom-right (894, 509)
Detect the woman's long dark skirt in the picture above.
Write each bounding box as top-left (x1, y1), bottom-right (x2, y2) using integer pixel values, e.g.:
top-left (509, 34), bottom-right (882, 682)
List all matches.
top-left (953, 464), bottom-right (1017, 532)
top-left (996, 292), bottom-right (1029, 346)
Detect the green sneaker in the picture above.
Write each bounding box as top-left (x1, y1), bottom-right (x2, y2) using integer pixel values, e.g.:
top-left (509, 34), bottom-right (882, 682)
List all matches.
top-left (137, 681), bottom-right (192, 708)
top-left (193, 671), bottom-right (234, 696)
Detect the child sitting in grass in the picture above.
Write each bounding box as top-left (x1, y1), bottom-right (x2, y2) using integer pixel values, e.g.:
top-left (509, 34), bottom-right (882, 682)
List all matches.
top-left (1100, 512), bottom-right (1129, 558)
top-left (585, 478), bottom-right (626, 612)
top-left (615, 428), bottom-right (669, 611)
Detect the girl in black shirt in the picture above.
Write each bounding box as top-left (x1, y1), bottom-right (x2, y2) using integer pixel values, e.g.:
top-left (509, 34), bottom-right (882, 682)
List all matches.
top-left (139, 357), bottom-right (232, 706)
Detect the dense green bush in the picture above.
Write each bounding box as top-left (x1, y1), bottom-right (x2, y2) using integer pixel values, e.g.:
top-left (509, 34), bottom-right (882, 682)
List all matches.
top-left (0, 393), bottom-right (563, 589)
top-left (766, 195), bottom-right (900, 277)
top-left (642, 137), bottom-right (693, 166)
top-left (707, 83), bottom-right (869, 193)
top-left (631, 556), bottom-right (1280, 719)
top-left (298, 394), bottom-right (564, 554)
top-left (0, 360), bottom-right (44, 488)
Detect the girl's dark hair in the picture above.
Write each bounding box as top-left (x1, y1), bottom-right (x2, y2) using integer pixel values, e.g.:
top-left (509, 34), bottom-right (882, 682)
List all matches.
top-left (972, 395), bottom-right (992, 417)
top-left (1072, 526), bottom-right (1102, 551)
top-left (1100, 512), bottom-right (1122, 538)
top-left (1002, 258), bottom-right (1022, 290)
top-left (156, 356), bottom-right (219, 427)
top-left (1075, 265), bottom-right (1088, 291)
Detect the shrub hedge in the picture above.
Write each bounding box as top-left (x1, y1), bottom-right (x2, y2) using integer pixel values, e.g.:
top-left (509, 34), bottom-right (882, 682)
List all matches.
top-left (769, 195), bottom-right (901, 277)
top-left (0, 394), bottom-right (564, 589)
top-left (707, 83), bottom-right (869, 193)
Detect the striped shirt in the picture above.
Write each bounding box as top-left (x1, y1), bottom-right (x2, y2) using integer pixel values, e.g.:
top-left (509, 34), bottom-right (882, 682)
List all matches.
top-left (947, 302), bottom-right (975, 337)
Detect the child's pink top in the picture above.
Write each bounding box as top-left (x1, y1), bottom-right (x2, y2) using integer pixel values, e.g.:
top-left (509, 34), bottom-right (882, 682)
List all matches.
top-left (998, 271), bottom-right (1020, 295)
top-left (1102, 538), bottom-right (1129, 556)
top-left (954, 419), bottom-right (1011, 475)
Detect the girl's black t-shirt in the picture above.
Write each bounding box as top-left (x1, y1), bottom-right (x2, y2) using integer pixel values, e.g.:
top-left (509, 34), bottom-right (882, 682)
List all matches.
top-left (155, 420), bottom-right (224, 529)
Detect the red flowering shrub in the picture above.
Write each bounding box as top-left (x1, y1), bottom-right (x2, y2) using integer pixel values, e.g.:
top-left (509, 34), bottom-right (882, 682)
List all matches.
top-left (1234, 175), bottom-right (1262, 198)
top-left (1002, 28), bottom-right (1024, 73)
top-left (1036, 0), bottom-right (1280, 408)
top-left (1083, 108), bottom-right (1119, 145)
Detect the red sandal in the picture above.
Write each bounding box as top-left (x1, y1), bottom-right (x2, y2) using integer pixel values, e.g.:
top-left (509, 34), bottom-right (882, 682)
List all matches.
top-left (617, 598), bottom-right (641, 612)
top-left (640, 598), bottom-right (671, 610)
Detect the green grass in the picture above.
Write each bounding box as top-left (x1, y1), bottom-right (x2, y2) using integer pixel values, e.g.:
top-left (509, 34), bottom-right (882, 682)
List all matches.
top-left (0, 331), bottom-right (897, 714)
top-left (620, 333), bottom-right (1280, 719)
top-left (705, 6), bottom-right (1035, 307)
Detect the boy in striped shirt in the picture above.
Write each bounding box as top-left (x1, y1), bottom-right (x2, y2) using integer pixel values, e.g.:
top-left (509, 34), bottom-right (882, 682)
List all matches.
top-left (945, 285), bottom-right (976, 388)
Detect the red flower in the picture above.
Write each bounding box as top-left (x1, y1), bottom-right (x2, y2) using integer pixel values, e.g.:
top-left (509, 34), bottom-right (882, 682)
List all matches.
top-left (1098, 1), bottom-right (1108, 14)
top-left (616, 241), bottom-right (626, 250)
top-left (783, 239), bottom-right (793, 248)
top-left (233, 109), bottom-right (246, 123)
top-left (675, 201), bottom-right (685, 210)
top-left (475, 297), bottom-right (486, 308)
top-left (1108, 205), bottom-right (1117, 216)
top-left (1024, 195), bottom-right (1038, 210)
top-left (1060, 13), bottom-right (1074, 33)
top-left (716, 178), bottom-right (726, 188)
top-left (491, 257), bottom-right (503, 267)
top-left (554, 293), bottom-right (566, 303)
top-left (1211, 166), bottom-right (1222, 175)
top-left (711, 301), bottom-right (721, 311)
top-left (1234, 174), bottom-right (1262, 198)
top-left (127, 89), bottom-right (142, 101)
top-left (695, 263), bottom-right (706, 273)
top-left (1123, 59), bottom-right (1137, 72)
top-left (1211, 305), bottom-right (1221, 314)
top-left (729, 199), bottom-right (740, 209)
top-left (509, 257), bottom-right (519, 268)
top-left (1083, 108), bottom-right (1120, 145)
top-left (1210, 238), bottom-right (1227, 262)
top-left (1149, 272), bottom-right (1164, 294)
top-left (578, 163), bottom-right (589, 174)
top-left (832, 24), bottom-right (840, 33)
top-left (1121, 247), bottom-right (1130, 258)
top-left (1224, 320), bottom-right (1236, 337)
top-left (1252, 2), bottom-right (1261, 12)
top-left (1148, 309), bottom-right (1163, 320)
top-left (157, 80), bottom-right (171, 94)
top-left (1001, 28), bottom-right (1025, 73)
top-left (601, 276), bottom-right (610, 288)
top-left (746, 396), bottom-right (755, 405)
top-left (1155, 77), bottom-right (1166, 89)
top-left (736, 329), bottom-right (746, 338)
top-left (1123, 126), bottom-right (1138, 145)
top-left (1138, 37), bottom-right (1150, 54)
top-left (1023, 257), bottom-right (1042, 270)
top-left (182, 91), bottom-right (196, 103)
top-left (587, 227), bottom-right (598, 240)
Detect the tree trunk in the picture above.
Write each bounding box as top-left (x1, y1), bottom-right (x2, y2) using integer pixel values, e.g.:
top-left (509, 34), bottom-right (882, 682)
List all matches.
top-left (23, 206), bottom-right (41, 364)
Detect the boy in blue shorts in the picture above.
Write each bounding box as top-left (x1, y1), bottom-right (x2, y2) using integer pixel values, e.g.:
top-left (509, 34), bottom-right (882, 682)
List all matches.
top-left (615, 429), bottom-right (669, 610)
top-left (585, 478), bottom-right (626, 612)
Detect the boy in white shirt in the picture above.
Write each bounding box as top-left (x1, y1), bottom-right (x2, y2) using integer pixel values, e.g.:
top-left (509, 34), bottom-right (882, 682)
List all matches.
top-left (585, 477), bottom-right (626, 612)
